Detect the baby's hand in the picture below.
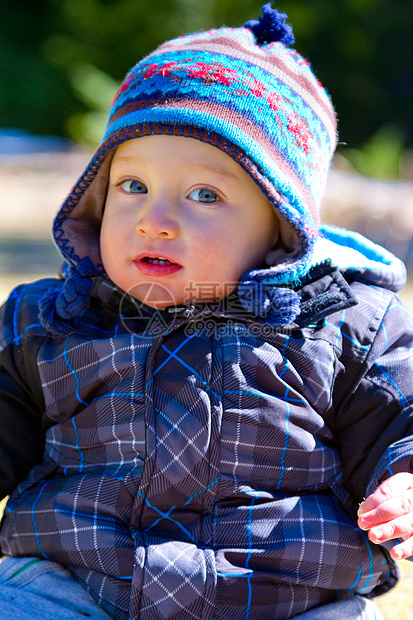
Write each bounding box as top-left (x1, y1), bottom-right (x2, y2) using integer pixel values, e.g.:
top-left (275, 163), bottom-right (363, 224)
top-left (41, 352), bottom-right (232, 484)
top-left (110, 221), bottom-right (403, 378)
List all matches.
top-left (358, 472), bottom-right (413, 560)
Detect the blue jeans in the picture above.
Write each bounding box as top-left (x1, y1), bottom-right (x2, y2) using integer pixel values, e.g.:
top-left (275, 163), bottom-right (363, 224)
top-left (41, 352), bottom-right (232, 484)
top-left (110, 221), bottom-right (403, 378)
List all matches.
top-left (295, 596), bottom-right (384, 619)
top-left (0, 556), bottom-right (384, 619)
top-left (0, 556), bottom-right (111, 619)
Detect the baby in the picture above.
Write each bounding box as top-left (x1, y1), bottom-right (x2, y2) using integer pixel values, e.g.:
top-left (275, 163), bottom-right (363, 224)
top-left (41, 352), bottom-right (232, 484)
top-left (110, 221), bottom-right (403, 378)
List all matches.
top-left (1, 5), bottom-right (413, 620)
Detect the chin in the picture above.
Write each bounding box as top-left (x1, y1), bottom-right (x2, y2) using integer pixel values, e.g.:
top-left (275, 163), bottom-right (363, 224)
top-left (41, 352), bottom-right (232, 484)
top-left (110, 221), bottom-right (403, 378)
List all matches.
top-left (125, 282), bottom-right (180, 309)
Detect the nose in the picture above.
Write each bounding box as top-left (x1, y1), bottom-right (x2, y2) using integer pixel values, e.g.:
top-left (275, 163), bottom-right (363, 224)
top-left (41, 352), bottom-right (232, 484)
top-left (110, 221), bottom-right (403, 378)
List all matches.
top-left (136, 200), bottom-right (179, 239)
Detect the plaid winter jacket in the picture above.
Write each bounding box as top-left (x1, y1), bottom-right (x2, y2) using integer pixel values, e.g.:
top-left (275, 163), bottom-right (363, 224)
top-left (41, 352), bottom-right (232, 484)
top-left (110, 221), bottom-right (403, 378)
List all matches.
top-left (1, 259), bottom-right (413, 620)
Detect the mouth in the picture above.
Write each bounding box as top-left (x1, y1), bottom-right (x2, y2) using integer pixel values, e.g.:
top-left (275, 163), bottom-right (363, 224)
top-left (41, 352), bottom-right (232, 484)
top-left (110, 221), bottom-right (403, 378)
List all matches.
top-left (134, 253), bottom-right (182, 276)
top-left (141, 256), bottom-right (175, 266)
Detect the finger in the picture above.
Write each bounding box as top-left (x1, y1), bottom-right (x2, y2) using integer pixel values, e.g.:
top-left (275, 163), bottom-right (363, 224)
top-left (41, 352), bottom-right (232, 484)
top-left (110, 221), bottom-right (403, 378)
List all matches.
top-left (366, 512), bottom-right (413, 544)
top-left (390, 536), bottom-right (413, 560)
top-left (358, 473), bottom-right (413, 516)
top-left (358, 491), bottom-right (413, 530)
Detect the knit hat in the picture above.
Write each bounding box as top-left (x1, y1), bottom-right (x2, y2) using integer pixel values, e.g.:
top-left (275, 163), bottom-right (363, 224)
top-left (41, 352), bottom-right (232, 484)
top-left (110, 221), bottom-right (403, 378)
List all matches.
top-left (40, 4), bottom-right (337, 334)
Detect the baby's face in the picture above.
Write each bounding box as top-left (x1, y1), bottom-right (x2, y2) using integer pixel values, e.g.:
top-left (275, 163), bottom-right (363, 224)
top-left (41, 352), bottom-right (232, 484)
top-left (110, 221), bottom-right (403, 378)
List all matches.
top-left (100, 135), bottom-right (278, 308)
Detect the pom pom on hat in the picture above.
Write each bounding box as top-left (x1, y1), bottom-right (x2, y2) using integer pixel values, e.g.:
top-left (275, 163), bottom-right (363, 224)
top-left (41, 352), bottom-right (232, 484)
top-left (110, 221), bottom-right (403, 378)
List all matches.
top-left (244, 3), bottom-right (295, 46)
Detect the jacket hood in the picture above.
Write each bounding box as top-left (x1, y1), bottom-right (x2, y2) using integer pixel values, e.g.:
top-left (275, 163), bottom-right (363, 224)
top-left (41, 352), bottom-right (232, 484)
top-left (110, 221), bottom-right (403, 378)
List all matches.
top-left (314, 224), bottom-right (406, 293)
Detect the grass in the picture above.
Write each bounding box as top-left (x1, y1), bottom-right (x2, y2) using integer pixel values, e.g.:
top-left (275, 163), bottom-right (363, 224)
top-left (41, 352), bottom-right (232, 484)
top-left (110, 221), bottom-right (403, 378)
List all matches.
top-left (376, 561), bottom-right (413, 618)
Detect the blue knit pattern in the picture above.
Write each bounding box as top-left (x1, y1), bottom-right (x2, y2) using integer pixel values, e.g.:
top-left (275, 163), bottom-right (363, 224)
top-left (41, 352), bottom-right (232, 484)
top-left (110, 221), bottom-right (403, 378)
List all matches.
top-left (105, 43), bottom-right (334, 234)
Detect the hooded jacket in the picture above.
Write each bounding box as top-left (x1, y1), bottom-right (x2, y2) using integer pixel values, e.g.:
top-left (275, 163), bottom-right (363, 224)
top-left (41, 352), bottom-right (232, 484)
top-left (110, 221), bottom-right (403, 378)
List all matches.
top-left (1, 221), bottom-right (413, 620)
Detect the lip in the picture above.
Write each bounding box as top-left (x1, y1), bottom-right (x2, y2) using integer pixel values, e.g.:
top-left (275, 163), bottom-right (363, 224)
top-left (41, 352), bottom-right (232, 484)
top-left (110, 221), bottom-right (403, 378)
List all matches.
top-left (133, 252), bottom-right (183, 277)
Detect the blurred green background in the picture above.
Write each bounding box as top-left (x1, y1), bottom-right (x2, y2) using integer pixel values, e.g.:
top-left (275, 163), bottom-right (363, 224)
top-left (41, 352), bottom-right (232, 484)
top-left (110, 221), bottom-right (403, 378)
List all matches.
top-left (1, 0), bottom-right (413, 179)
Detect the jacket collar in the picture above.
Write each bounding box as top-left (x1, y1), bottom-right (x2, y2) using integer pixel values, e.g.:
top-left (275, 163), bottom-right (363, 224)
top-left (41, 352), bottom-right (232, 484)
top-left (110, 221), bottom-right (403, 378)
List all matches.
top-left (291, 260), bottom-right (358, 328)
top-left (91, 261), bottom-right (358, 331)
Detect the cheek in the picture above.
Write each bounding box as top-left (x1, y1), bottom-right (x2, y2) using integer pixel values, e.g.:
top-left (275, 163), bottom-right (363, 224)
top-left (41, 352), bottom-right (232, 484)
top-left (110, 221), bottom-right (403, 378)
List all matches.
top-left (100, 228), bottom-right (117, 269)
top-left (240, 211), bottom-right (278, 266)
top-left (187, 232), bottom-right (244, 285)
top-left (189, 226), bottom-right (228, 261)
top-left (101, 211), bottom-right (130, 255)
top-left (99, 220), bottom-right (110, 262)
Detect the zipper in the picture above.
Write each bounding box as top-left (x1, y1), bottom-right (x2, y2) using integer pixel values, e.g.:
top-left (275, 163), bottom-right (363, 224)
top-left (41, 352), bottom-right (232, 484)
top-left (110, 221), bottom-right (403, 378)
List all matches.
top-left (167, 305), bottom-right (196, 318)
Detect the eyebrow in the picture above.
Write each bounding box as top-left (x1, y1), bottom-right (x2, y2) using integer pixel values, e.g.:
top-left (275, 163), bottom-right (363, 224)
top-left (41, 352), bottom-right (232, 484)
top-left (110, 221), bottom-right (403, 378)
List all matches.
top-left (111, 156), bottom-right (241, 182)
top-left (187, 163), bottom-right (240, 182)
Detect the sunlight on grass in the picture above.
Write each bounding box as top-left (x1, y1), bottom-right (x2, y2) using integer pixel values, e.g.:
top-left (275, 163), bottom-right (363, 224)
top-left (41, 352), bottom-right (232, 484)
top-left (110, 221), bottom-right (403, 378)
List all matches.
top-left (376, 561), bottom-right (413, 619)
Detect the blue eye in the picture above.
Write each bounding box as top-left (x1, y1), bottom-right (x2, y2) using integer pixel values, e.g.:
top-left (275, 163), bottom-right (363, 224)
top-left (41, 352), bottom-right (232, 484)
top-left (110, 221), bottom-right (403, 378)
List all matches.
top-left (188, 188), bottom-right (219, 204)
top-left (121, 179), bottom-right (147, 193)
